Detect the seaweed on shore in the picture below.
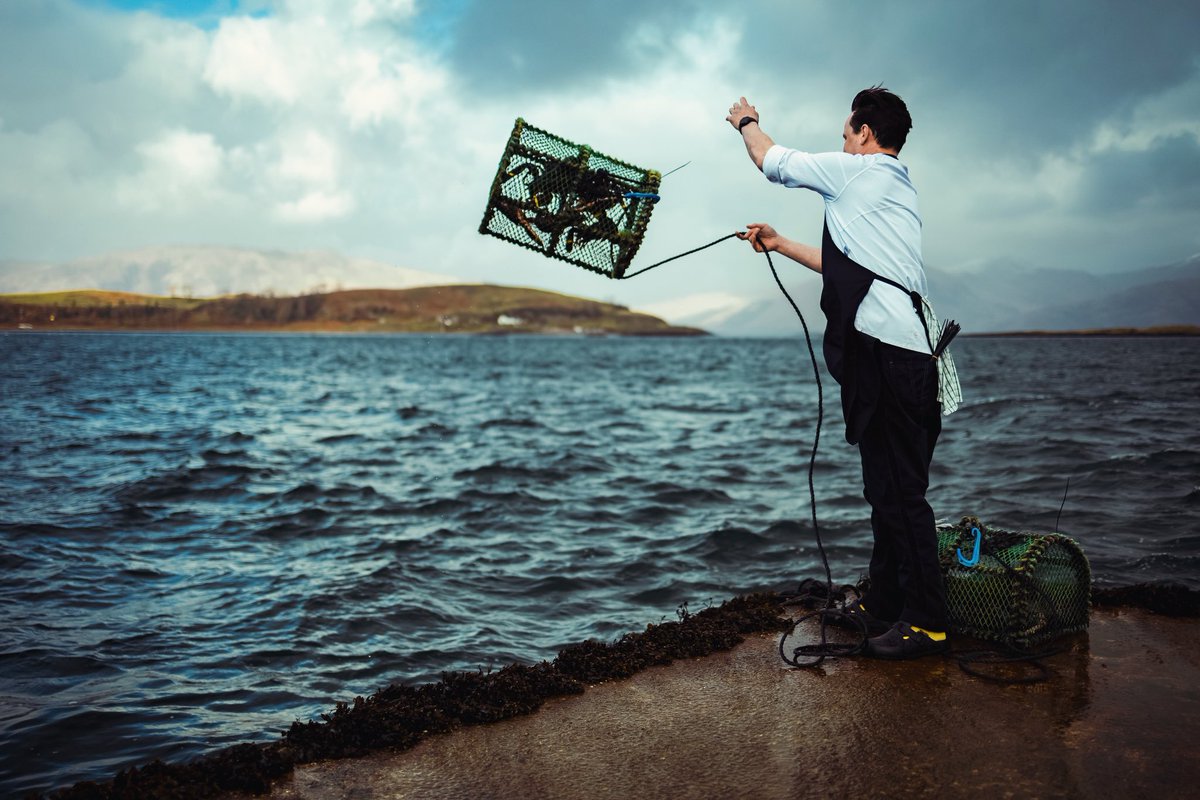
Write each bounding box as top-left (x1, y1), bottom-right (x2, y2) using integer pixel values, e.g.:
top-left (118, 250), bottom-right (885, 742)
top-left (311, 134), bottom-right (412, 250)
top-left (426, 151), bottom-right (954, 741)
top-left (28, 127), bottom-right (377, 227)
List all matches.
top-left (1091, 582), bottom-right (1200, 617)
top-left (43, 593), bottom-right (789, 800)
top-left (44, 744), bottom-right (296, 800)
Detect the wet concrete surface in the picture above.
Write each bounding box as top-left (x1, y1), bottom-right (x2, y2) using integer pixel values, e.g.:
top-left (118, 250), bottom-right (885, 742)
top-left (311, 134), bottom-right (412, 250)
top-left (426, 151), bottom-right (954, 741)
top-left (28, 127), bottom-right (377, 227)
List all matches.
top-left (239, 606), bottom-right (1200, 799)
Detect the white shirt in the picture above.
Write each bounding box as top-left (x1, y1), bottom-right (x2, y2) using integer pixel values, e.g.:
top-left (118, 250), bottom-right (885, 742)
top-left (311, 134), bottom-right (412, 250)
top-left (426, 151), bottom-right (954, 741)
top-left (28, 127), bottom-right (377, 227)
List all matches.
top-left (762, 144), bottom-right (931, 354)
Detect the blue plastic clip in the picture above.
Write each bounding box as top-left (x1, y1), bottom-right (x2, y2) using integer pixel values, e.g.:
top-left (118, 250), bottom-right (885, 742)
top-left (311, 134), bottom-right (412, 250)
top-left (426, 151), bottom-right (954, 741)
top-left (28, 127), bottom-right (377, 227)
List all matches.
top-left (957, 526), bottom-right (982, 567)
top-left (623, 192), bottom-right (661, 203)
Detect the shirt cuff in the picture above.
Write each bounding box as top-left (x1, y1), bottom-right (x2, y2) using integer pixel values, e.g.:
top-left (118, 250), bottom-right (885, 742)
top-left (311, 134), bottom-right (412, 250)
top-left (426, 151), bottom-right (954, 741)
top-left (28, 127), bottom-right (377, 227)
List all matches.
top-left (761, 144), bottom-right (788, 184)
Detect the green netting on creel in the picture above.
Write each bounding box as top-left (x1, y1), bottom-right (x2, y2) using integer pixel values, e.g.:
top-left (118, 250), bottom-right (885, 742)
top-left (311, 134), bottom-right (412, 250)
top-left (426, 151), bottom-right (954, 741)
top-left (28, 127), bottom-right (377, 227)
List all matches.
top-left (479, 118), bottom-right (662, 279)
top-left (937, 516), bottom-right (1091, 648)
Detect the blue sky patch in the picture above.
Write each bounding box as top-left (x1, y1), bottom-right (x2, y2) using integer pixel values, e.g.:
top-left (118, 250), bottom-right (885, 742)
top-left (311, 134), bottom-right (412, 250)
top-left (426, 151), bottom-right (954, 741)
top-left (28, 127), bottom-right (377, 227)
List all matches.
top-left (87, 1), bottom-right (268, 21)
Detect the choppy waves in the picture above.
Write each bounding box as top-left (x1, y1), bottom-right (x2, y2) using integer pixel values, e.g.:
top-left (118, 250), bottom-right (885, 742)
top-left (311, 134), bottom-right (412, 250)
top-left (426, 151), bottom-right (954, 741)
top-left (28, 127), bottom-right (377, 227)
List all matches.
top-left (1, 332), bottom-right (1197, 794)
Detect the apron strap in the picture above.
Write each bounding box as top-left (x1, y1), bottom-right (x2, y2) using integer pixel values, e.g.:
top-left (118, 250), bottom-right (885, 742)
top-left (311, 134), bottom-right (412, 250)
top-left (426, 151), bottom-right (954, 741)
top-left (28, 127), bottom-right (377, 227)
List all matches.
top-left (869, 272), bottom-right (931, 350)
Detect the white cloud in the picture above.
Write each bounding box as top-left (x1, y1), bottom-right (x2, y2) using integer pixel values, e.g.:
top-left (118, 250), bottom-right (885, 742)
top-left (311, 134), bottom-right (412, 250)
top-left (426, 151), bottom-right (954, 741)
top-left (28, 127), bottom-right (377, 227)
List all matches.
top-left (341, 50), bottom-right (398, 128)
top-left (340, 50), bottom-right (445, 130)
top-left (1090, 72), bottom-right (1200, 154)
top-left (142, 129), bottom-right (223, 184)
top-left (275, 189), bottom-right (354, 222)
top-left (116, 128), bottom-right (226, 212)
top-left (279, 0), bottom-right (414, 23)
top-left (275, 130), bottom-right (340, 185)
top-left (204, 16), bottom-right (302, 104)
top-left (201, 5), bottom-right (444, 133)
top-left (270, 131), bottom-right (353, 221)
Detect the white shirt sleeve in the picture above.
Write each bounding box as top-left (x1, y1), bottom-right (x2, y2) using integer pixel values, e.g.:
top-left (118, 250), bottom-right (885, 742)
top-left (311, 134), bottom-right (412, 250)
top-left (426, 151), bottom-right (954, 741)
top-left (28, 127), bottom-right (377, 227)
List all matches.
top-left (761, 145), bottom-right (866, 200)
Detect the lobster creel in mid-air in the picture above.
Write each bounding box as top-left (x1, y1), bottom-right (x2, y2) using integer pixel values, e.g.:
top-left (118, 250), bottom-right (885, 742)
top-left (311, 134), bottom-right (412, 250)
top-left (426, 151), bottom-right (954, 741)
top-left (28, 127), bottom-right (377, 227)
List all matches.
top-left (479, 118), bottom-right (662, 279)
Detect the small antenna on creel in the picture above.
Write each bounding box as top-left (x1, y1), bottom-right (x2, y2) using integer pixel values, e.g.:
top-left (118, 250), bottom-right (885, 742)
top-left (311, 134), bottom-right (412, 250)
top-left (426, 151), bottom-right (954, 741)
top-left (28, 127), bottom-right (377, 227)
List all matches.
top-left (1054, 476), bottom-right (1071, 532)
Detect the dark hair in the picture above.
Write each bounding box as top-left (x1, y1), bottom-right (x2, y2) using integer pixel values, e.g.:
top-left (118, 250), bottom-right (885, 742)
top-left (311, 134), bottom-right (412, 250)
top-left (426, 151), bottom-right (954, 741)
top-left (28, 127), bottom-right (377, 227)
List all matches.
top-left (850, 86), bottom-right (912, 152)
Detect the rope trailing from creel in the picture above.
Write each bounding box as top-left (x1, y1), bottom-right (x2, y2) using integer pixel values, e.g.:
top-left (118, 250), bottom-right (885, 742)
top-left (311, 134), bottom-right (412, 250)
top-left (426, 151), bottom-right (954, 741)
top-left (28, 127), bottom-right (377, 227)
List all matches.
top-left (622, 232), bottom-right (870, 665)
top-left (618, 233), bottom-right (739, 280)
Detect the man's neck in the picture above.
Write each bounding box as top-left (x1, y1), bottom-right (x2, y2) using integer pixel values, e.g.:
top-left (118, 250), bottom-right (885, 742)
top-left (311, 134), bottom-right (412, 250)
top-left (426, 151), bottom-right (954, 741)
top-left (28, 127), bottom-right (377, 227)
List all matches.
top-left (862, 144), bottom-right (900, 158)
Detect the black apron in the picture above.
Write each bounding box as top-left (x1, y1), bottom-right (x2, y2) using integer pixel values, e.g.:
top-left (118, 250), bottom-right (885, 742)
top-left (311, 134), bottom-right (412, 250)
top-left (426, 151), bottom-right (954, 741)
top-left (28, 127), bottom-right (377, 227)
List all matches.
top-left (819, 221), bottom-right (927, 445)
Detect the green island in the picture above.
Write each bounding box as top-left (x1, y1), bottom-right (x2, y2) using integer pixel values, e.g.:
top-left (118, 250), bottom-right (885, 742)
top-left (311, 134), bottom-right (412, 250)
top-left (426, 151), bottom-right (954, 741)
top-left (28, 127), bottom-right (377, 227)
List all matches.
top-left (0, 286), bottom-right (707, 336)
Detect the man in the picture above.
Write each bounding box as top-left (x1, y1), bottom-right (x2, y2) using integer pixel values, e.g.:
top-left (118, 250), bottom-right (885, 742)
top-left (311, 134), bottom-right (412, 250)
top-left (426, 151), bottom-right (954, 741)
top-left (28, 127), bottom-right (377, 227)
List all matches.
top-left (726, 87), bottom-right (949, 659)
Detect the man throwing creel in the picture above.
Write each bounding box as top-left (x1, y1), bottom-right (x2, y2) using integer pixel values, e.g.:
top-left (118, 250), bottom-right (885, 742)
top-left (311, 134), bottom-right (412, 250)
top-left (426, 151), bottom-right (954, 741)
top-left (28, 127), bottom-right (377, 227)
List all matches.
top-left (727, 87), bottom-right (949, 659)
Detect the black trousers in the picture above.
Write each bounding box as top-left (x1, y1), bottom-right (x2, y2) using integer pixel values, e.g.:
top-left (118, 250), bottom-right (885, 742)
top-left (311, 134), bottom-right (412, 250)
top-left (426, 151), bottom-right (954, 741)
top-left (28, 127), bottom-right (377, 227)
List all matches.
top-left (856, 338), bottom-right (949, 631)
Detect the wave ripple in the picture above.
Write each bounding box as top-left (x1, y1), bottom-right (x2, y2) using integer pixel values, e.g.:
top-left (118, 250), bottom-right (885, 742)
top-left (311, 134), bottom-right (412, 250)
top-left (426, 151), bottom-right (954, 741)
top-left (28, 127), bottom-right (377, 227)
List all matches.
top-left (1, 333), bottom-right (1197, 795)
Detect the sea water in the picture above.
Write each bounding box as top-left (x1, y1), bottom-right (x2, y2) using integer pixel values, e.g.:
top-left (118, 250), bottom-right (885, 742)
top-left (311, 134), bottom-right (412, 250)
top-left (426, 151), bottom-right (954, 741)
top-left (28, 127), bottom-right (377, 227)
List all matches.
top-left (1, 332), bottom-right (1197, 794)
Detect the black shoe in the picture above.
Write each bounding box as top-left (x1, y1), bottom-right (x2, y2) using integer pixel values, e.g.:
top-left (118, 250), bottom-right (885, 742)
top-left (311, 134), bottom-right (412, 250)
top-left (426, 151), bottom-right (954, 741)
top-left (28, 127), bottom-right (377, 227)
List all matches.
top-left (826, 602), bottom-right (892, 636)
top-left (865, 621), bottom-right (950, 660)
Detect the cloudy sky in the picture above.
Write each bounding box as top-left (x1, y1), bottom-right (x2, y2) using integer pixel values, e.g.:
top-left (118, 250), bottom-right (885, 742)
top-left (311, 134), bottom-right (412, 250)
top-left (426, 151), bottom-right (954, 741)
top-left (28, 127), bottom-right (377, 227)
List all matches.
top-left (2, 0), bottom-right (1198, 315)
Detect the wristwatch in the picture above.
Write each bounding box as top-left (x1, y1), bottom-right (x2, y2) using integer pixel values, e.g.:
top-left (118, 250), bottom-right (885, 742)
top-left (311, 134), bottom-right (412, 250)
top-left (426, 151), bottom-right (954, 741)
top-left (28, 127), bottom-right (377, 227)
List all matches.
top-left (738, 116), bottom-right (758, 131)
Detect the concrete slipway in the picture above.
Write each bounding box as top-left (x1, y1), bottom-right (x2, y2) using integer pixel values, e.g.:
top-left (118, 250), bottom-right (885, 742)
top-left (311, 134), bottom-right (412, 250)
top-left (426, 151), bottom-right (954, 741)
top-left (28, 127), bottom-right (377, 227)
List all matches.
top-left (234, 606), bottom-right (1200, 800)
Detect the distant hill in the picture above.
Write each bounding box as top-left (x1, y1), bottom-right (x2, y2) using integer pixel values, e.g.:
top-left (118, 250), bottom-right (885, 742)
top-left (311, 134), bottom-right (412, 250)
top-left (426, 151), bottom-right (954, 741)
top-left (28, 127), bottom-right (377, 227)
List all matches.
top-left (0, 245), bottom-right (458, 297)
top-left (925, 254), bottom-right (1200, 333)
top-left (0, 286), bottom-right (707, 336)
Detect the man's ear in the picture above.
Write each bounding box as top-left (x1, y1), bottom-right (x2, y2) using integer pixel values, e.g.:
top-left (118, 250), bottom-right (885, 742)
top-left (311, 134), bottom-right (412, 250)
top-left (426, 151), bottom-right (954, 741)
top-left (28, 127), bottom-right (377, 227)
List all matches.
top-left (857, 123), bottom-right (875, 146)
